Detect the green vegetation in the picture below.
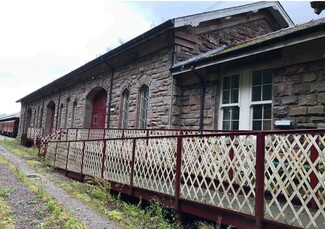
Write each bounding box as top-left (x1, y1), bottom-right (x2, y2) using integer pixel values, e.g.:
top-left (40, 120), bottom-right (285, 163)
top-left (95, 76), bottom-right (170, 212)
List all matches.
top-left (0, 144), bottom-right (85, 229)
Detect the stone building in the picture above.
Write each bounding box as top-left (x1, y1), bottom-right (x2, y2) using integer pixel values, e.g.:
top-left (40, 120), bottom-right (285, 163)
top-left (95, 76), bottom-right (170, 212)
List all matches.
top-left (171, 18), bottom-right (325, 130)
top-left (17, 2), bottom-right (299, 138)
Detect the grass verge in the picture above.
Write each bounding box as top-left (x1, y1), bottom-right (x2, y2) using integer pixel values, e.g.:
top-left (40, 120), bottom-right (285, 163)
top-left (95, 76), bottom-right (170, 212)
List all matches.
top-left (0, 143), bottom-right (87, 229)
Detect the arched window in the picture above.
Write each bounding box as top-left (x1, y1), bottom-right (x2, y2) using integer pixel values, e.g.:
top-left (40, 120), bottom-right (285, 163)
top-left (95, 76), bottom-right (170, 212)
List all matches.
top-left (120, 89), bottom-right (130, 129)
top-left (138, 85), bottom-right (149, 129)
top-left (64, 98), bottom-right (70, 128)
top-left (58, 104), bottom-right (63, 128)
top-left (71, 101), bottom-right (77, 128)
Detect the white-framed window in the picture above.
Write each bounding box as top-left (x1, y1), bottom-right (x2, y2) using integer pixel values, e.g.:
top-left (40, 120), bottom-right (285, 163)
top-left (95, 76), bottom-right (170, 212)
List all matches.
top-left (120, 89), bottom-right (130, 129)
top-left (139, 85), bottom-right (149, 129)
top-left (221, 74), bottom-right (240, 130)
top-left (219, 68), bottom-right (272, 130)
top-left (251, 69), bottom-right (272, 130)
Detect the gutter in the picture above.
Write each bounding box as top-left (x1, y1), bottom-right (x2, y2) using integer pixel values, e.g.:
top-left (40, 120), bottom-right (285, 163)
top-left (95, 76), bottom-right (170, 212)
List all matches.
top-left (191, 65), bottom-right (205, 130)
top-left (22, 100), bottom-right (28, 135)
top-left (102, 57), bottom-right (114, 129)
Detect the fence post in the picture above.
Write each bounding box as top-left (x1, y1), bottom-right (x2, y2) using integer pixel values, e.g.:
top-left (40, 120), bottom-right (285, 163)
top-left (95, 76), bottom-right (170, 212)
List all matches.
top-left (229, 134), bottom-right (234, 182)
top-left (81, 141), bottom-right (86, 175)
top-left (54, 142), bottom-right (58, 167)
top-left (310, 133), bottom-right (319, 209)
top-left (175, 135), bottom-right (183, 214)
top-left (101, 140), bottom-right (107, 179)
top-left (129, 138), bottom-right (137, 195)
top-left (65, 141), bottom-right (71, 172)
top-left (146, 129), bottom-right (149, 145)
top-left (255, 132), bottom-right (265, 229)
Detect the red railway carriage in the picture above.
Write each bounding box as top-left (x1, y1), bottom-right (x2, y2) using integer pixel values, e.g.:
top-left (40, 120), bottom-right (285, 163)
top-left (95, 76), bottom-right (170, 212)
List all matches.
top-left (0, 114), bottom-right (19, 138)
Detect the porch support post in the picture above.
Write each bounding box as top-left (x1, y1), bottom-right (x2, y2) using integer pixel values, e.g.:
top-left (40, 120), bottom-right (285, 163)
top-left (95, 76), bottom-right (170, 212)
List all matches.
top-left (255, 131), bottom-right (265, 229)
top-left (175, 134), bottom-right (183, 214)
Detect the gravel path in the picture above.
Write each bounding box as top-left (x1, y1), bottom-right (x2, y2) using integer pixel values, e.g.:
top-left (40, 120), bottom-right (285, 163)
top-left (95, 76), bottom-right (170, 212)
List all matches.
top-left (0, 157), bottom-right (49, 228)
top-left (0, 146), bottom-right (120, 229)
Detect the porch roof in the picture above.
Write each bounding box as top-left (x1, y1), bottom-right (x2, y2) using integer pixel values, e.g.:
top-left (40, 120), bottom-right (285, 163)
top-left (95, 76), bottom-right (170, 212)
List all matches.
top-left (171, 17), bottom-right (325, 76)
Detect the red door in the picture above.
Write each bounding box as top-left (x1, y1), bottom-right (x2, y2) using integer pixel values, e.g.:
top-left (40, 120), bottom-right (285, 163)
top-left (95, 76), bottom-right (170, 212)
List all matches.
top-left (91, 90), bottom-right (107, 128)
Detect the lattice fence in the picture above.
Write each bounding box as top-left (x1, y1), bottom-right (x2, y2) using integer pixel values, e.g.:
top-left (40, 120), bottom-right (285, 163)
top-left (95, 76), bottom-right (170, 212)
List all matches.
top-left (66, 129), bottom-right (77, 141)
top-left (44, 142), bottom-right (57, 167)
top-left (180, 135), bottom-right (256, 216)
top-left (53, 142), bottom-right (69, 170)
top-left (88, 129), bottom-right (105, 140)
top-left (103, 139), bottom-right (133, 185)
top-left (133, 137), bottom-right (177, 196)
top-left (124, 129), bottom-right (146, 138)
top-left (27, 128), bottom-right (44, 145)
top-left (82, 141), bottom-right (103, 178)
top-left (105, 129), bottom-right (123, 139)
top-left (264, 133), bottom-right (325, 229)
top-left (67, 142), bottom-right (84, 174)
top-left (41, 129), bottom-right (325, 229)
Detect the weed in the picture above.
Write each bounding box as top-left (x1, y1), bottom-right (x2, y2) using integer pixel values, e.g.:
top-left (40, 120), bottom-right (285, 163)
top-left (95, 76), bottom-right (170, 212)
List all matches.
top-left (195, 221), bottom-right (215, 229)
top-left (15, 165), bottom-right (27, 182)
top-left (36, 208), bottom-right (45, 217)
top-left (0, 187), bottom-right (15, 197)
top-left (85, 177), bottom-right (111, 203)
top-left (0, 196), bottom-right (14, 228)
top-left (38, 222), bottom-right (46, 229)
top-left (47, 200), bottom-right (55, 212)
top-left (53, 207), bottom-right (62, 218)
top-left (65, 217), bottom-right (78, 229)
top-left (37, 180), bottom-right (45, 198)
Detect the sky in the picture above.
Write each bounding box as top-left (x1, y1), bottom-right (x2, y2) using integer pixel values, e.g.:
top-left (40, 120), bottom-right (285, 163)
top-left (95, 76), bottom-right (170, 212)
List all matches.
top-left (0, 0), bottom-right (323, 115)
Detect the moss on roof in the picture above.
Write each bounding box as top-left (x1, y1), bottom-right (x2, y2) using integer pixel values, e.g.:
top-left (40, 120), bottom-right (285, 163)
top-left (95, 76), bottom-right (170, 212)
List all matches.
top-left (173, 17), bottom-right (325, 69)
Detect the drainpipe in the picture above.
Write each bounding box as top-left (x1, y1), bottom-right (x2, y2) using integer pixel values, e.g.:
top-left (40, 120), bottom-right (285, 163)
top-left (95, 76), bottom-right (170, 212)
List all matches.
top-left (191, 65), bottom-right (206, 130)
top-left (40, 96), bottom-right (45, 129)
top-left (169, 29), bottom-right (176, 129)
top-left (22, 100), bottom-right (28, 135)
top-left (102, 57), bottom-right (114, 129)
top-left (53, 83), bottom-right (61, 130)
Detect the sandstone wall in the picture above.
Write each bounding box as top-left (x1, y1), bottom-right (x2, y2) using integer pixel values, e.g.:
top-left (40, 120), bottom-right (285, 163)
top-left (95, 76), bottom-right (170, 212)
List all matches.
top-left (109, 47), bottom-right (173, 129)
top-left (176, 79), bottom-right (220, 129)
top-left (273, 60), bottom-right (325, 129)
